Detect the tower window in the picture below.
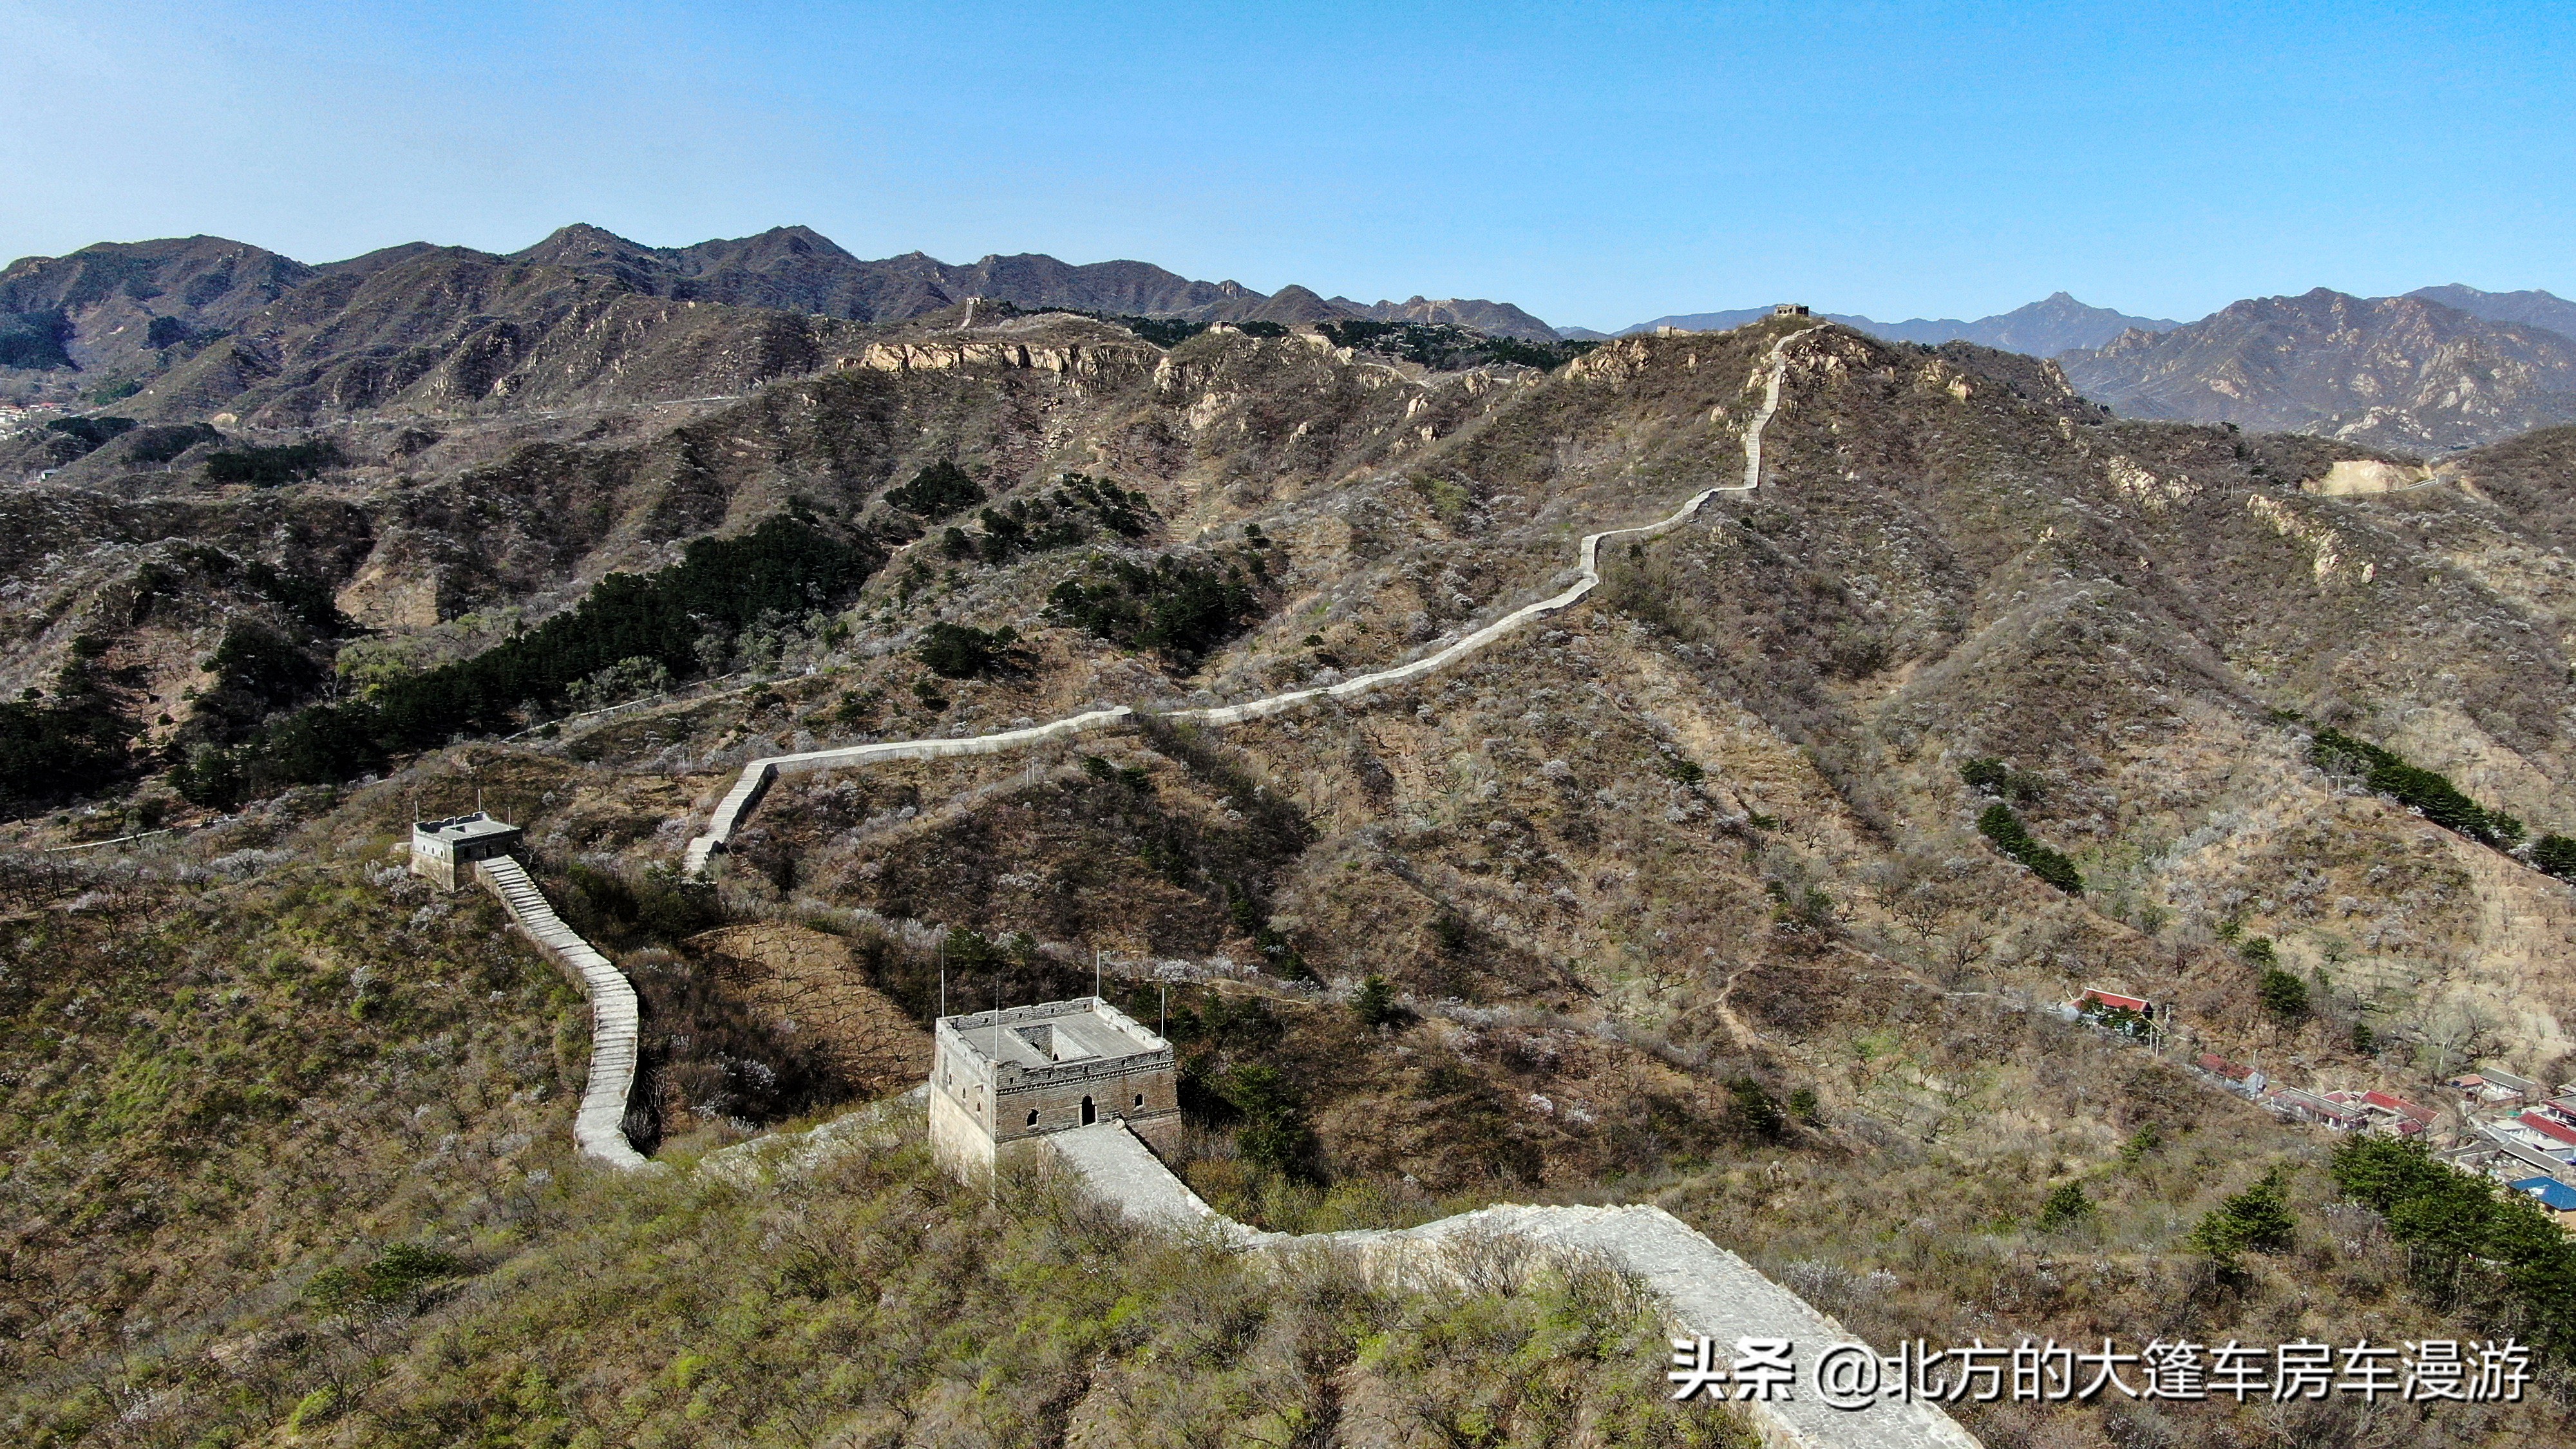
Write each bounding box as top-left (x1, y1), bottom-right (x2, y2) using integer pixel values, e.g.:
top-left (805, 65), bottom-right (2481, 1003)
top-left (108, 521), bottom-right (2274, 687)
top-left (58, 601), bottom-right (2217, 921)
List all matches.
top-left (1026, 1109), bottom-right (1039, 1126)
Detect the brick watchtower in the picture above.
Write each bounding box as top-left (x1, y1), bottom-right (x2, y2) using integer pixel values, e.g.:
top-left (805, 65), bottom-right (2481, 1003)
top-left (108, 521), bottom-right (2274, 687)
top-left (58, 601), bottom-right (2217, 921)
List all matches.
top-left (928, 997), bottom-right (1180, 1178)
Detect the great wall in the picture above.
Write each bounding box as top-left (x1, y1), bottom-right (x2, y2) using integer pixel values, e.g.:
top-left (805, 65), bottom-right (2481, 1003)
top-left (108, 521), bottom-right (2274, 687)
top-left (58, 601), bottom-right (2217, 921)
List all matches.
top-left (677, 326), bottom-right (1808, 876)
top-left (462, 326), bottom-right (1987, 1446)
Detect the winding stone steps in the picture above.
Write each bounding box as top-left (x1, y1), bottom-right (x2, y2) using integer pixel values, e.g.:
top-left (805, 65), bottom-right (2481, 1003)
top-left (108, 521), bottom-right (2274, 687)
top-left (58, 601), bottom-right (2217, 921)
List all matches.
top-left (475, 855), bottom-right (656, 1172)
top-left (683, 327), bottom-right (1817, 876)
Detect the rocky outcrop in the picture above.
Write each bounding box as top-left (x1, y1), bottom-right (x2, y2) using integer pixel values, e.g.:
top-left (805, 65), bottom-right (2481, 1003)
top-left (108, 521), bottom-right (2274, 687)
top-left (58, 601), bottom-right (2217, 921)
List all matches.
top-left (835, 338), bottom-right (1157, 381)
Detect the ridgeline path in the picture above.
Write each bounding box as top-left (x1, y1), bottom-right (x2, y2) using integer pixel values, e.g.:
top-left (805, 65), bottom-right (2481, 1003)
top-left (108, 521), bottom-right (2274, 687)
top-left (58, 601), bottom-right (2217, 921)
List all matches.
top-left (681, 326), bottom-right (1812, 876)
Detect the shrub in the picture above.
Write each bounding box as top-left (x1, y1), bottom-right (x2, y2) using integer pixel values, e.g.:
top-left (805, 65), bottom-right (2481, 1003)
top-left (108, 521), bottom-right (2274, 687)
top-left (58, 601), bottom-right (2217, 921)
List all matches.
top-left (304, 1242), bottom-right (467, 1316)
top-left (565, 655), bottom-right (670, 710)
top-left (1975, 803), bottom-right (2082, 893)
top-left (2257, 967), bottom-right (2310, 1020)
top-left (1788, 1086), bottom-right (1822, 1124)
top-left (1121, 316), bottom-right (1208, 347)
top-left (1726, 1077), bottom-right (1786, 1143)
top-left (2239, 936), bottom-right (2277, 967)
top-left (1217, 1063), bottom-right (1317, 1179)
top-left (169, 515), bottom-right (881, 803)
top-left (43, 414), bottom-right (136, 453)
top-left (2311, 727), bottom-right (2510, 846)
top-left (2037, 1182), bottom-right (2094, 1233)
top-left (1227, 889), bottom-right (1311, 980)
top-left (2332, 1135), bottom-right (2576, 1353)
top-left (2535, 833), bottom-right (2576, 880)
top-left (1959, 756), bottom-right (2042, 803)
top-left (205, 439), bottom-right (341, 486)
top-left (2189, 1167), bottom-right (2297, 1260)
top-left (0, 693), bottom-right (130, 810)
top-left (175, 545), bottom-right (346, 634)
top-left (1354, 974), bottom-right (1400, 1028)
top-left (1046, 552), bottom-right (1266, 667)
top-left (1316, 318), bottom-right (1596, 371)
top-left (916, 622), bottom-right (1020, 679)
top-left (0, 308), bottom-right (73, 369)
top-left (882, 460), bottom-right (985, 517)
top-left (284, 1388), bottom-right (339, 1432)
top-left (122, 422), bottom-right (219, 465)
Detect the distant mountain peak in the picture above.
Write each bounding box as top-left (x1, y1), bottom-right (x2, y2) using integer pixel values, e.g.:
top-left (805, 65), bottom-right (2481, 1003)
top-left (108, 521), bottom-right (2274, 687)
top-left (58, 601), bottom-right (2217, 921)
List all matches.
top-left (2060, 289), bottom-right (2576, 451)
top-left (1616, 294), bottom-right (2175, 356)
top-left (2406, 283), bottom-right (2576, 344)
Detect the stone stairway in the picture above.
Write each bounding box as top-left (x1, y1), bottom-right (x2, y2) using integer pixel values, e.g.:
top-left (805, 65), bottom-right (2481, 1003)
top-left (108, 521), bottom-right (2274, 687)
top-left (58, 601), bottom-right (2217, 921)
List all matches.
top-left (475, 855), bottom-right (656, 1172)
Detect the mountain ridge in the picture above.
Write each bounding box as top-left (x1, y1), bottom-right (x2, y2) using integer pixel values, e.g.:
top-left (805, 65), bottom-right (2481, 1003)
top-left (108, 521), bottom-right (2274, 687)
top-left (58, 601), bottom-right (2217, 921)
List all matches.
top-left (0, 224), bottom-right (1574, 412)
top-left (2060, 287), bottom-right (2576, 451)
top-left (1618, 291), bottom-right (2181, 355)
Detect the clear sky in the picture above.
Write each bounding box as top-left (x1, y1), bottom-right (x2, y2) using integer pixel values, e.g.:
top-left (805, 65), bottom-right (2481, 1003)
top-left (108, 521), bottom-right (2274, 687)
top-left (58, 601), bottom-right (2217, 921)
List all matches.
top-left (4, 1), bottom-right (2568, 333)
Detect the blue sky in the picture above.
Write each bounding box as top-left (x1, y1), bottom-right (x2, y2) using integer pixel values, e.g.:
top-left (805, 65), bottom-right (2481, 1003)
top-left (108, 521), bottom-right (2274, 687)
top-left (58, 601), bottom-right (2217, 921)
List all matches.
top-left (4, 1), bottom-right (2568, 332)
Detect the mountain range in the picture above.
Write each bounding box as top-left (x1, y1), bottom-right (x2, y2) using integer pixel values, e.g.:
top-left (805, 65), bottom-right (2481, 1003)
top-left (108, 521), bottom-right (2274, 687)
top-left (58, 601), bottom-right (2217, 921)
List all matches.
top-left (2061, 288), bottom-right (2576, 451)
top-left (12, 198), bottom-right (2576, 1446)
top-left (10, 287), bottom-right (2576, 1446)
top-left (7, 223), bottom-right (2576, 452)
top-left (1618, 291), bottom-right (2183, 356)
top-left (1622, 285), bottom-right (2576, 451)
top-left (0, 223), bottom-right (1563, 395)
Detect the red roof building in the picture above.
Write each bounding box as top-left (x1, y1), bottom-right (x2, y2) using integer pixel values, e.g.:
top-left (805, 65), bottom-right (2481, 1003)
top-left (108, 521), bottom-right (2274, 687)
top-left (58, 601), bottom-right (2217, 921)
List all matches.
top-left (2520, 1112), bottom-right (2576, 1149)
top-left (2363, 1090), bottom-right (2437, 1125)
top-left (2077, 987), bottom-right (2150, 1014)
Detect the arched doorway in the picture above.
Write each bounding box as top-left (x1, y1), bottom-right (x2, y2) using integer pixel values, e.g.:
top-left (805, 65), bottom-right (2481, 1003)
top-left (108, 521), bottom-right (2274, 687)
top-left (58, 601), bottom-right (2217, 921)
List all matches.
top-left (1081, 1095), bottom-right (1096, 1125)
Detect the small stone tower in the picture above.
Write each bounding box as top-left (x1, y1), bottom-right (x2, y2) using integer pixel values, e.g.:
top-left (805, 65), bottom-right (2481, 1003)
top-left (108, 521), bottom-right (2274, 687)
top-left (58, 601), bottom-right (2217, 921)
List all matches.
top-left (409, 812), bottom-right (524, 892)
top-left (929, 997), bottom-right (1179, 1179)
top-left (1773, 303), bottom-right (1812, 317)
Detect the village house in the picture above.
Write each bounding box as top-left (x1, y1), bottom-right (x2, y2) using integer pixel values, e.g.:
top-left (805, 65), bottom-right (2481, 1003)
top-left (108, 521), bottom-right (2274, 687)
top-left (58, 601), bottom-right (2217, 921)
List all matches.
top-left (2512, 1110), bottom-right (2576, 1155)
top-left (2448, 1127), bottom-right (2570, 1185)
top-left (2195, 1052), bottom-right (2266, 1098)
top-left (2074, 987), bottom-right (2150, 1014)
top-left (2269, 1086), bottom-right (2368, 1131)
top-left (2322, 1089), bottom-right (2436, 1138)
top-left (2450, 1068), bottom-right (2541, 1104)
top-left (2511, 1176), bottom-right (2576, 1228)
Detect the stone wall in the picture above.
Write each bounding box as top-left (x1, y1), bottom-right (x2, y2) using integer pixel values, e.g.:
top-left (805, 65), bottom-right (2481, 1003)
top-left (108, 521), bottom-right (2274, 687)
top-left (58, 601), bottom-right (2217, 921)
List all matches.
top-left (473, 855), bottom-right (657, 1173)
top-left (679, 327), bottom-right (1822, 878)
top-left (1043, 1119), bottom-right (1980, 1449)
